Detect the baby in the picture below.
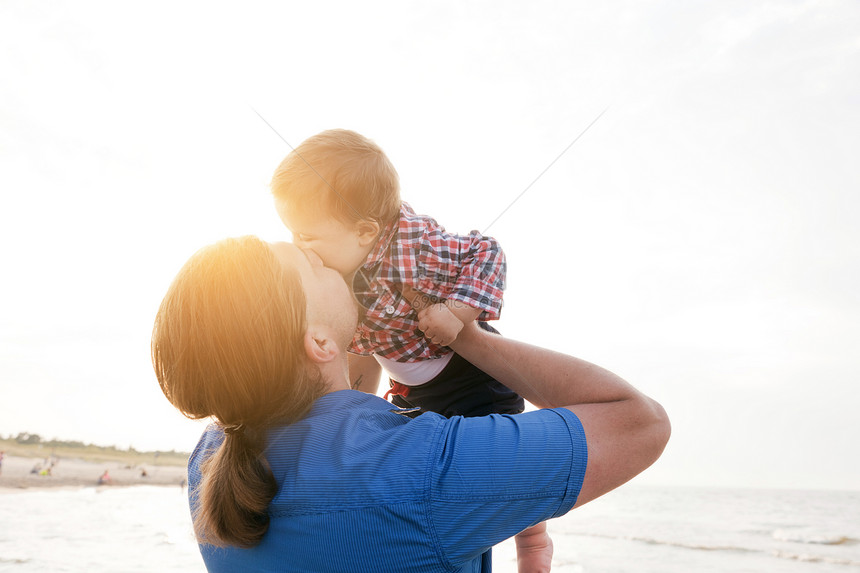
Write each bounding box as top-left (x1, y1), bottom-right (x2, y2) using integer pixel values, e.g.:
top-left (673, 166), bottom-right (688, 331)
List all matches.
top-left (270, 129), bottom-right (524, 417)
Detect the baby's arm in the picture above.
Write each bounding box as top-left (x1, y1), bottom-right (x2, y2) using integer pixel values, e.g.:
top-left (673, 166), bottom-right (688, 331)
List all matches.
top-left (402, 286), bottom-right (482, 347)
top-left (424, 301), bottom-right (483, 346)
top-left (412, 216), bottom-right (506, 319)
top-left (445, 300), bottom-right (482, 325)
top-left (443, 230), bottom-right (506, 322)
top-left (416, 303), bottom-right (465, 347)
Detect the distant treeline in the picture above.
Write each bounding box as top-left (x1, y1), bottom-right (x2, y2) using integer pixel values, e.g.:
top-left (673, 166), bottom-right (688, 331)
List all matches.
top-left (3, 432), bottom-right (188, 458)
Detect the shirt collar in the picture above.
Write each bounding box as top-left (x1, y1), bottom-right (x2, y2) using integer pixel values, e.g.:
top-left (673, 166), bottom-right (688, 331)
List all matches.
top-left (308, 389), bottom-right (398, 416)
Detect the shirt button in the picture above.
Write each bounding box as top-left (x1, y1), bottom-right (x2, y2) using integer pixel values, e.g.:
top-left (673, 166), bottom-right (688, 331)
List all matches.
top-left (384, 305), bottom-right (396, 315)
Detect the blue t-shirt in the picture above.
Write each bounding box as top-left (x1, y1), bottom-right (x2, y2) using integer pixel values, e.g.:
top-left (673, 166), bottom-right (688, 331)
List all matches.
top-left (188, 390), bottom-right (588, 572)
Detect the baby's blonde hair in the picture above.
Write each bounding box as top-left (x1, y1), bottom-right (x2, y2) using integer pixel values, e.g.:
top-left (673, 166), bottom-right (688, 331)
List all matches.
top-left (271, 129), bottom-right (401, 225)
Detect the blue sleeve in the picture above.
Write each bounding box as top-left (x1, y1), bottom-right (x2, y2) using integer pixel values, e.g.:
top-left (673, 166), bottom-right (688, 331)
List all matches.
top-left (426, 408), bottom-right (587, 566)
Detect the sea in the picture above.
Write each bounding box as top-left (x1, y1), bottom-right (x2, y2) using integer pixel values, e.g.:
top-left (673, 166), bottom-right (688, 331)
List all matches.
top-left (0, 484), bottom-right (858, 572)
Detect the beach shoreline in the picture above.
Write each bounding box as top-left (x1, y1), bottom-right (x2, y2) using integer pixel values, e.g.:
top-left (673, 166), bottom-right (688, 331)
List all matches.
top-left (0, 454), bottom-right (187, 492)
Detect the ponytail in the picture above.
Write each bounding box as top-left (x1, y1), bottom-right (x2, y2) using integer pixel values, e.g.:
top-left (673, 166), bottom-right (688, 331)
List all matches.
top-left (193, 427), bottom-right (277, 547)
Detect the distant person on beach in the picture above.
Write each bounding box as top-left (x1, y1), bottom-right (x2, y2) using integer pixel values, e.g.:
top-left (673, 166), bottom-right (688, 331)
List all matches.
top-left (0, 451), bottom-right (4, 476)
top-left (152, 235), bottom-right (670, 572)
top-left (270, 129), bottom-right (550, 562)
top-left (98, 470), bottom-right (111, 485)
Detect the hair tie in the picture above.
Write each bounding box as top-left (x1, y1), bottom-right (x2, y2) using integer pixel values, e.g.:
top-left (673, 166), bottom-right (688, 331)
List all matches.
top-left (223, 423), bottom-right (245, 436)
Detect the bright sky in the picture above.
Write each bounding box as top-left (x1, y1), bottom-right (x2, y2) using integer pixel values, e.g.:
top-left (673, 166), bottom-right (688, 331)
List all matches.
top-left (2, 1), bottom-right (858, 491)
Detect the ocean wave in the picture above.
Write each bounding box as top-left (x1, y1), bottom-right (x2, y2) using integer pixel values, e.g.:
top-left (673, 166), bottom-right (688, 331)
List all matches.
top-left (567, 530), bottom-right (860, 565)
top-left (771, 550), bottom-right (860, 567)
top-left (627, 536), bottom-right (754, 553)
top-left (772, 528), bottom-right (858, 546)
top-left (566, 531), bottom-right (758, 553)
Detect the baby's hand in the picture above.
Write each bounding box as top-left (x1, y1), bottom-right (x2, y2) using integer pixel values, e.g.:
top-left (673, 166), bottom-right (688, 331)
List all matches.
top-left (417, 303), bottom-right (464, 347)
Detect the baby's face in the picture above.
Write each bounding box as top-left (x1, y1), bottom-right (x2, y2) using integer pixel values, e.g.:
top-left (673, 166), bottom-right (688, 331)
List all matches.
top-left (277, 203), bottom-right (373, 279)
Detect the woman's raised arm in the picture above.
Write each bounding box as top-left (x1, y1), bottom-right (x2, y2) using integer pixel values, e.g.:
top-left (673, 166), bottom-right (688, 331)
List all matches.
top-left (446, 320), bottom-right (670, 507)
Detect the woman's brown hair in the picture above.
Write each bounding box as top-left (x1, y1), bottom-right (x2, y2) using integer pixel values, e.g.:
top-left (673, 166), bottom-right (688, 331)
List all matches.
top-left (151, 236), bottom-right (326, 547)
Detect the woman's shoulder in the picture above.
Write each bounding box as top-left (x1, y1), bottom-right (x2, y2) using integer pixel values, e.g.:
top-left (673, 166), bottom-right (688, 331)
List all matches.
top-left (265, 393), bottom-right (450, 511)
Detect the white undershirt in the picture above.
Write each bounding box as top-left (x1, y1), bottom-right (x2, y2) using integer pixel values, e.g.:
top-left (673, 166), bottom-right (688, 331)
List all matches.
top-left (373, 352), bottom-right (454, 386)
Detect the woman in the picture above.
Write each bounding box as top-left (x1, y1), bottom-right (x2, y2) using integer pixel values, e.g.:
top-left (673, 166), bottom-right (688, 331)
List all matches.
top-left (152, 236), bottom-right (669, 572)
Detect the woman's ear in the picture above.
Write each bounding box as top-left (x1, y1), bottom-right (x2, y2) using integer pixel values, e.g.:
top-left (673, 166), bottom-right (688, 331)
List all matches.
top-left (303, 329), bottom-right (339, 364)
top-left (355, 219), bottom-right (381, 247)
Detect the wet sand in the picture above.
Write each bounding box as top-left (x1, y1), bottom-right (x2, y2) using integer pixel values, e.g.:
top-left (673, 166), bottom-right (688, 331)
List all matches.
top-left (0, 454), bottom-right (187, 491)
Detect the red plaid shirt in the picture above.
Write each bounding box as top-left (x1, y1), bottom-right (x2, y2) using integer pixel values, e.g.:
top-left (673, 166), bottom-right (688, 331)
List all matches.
top-left (348, 202), bottom-right (506, 361)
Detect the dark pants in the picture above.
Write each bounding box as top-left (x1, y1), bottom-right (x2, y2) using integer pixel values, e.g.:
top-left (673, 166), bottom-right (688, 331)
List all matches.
top-left (390, 322), bottom-right (525, 418)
